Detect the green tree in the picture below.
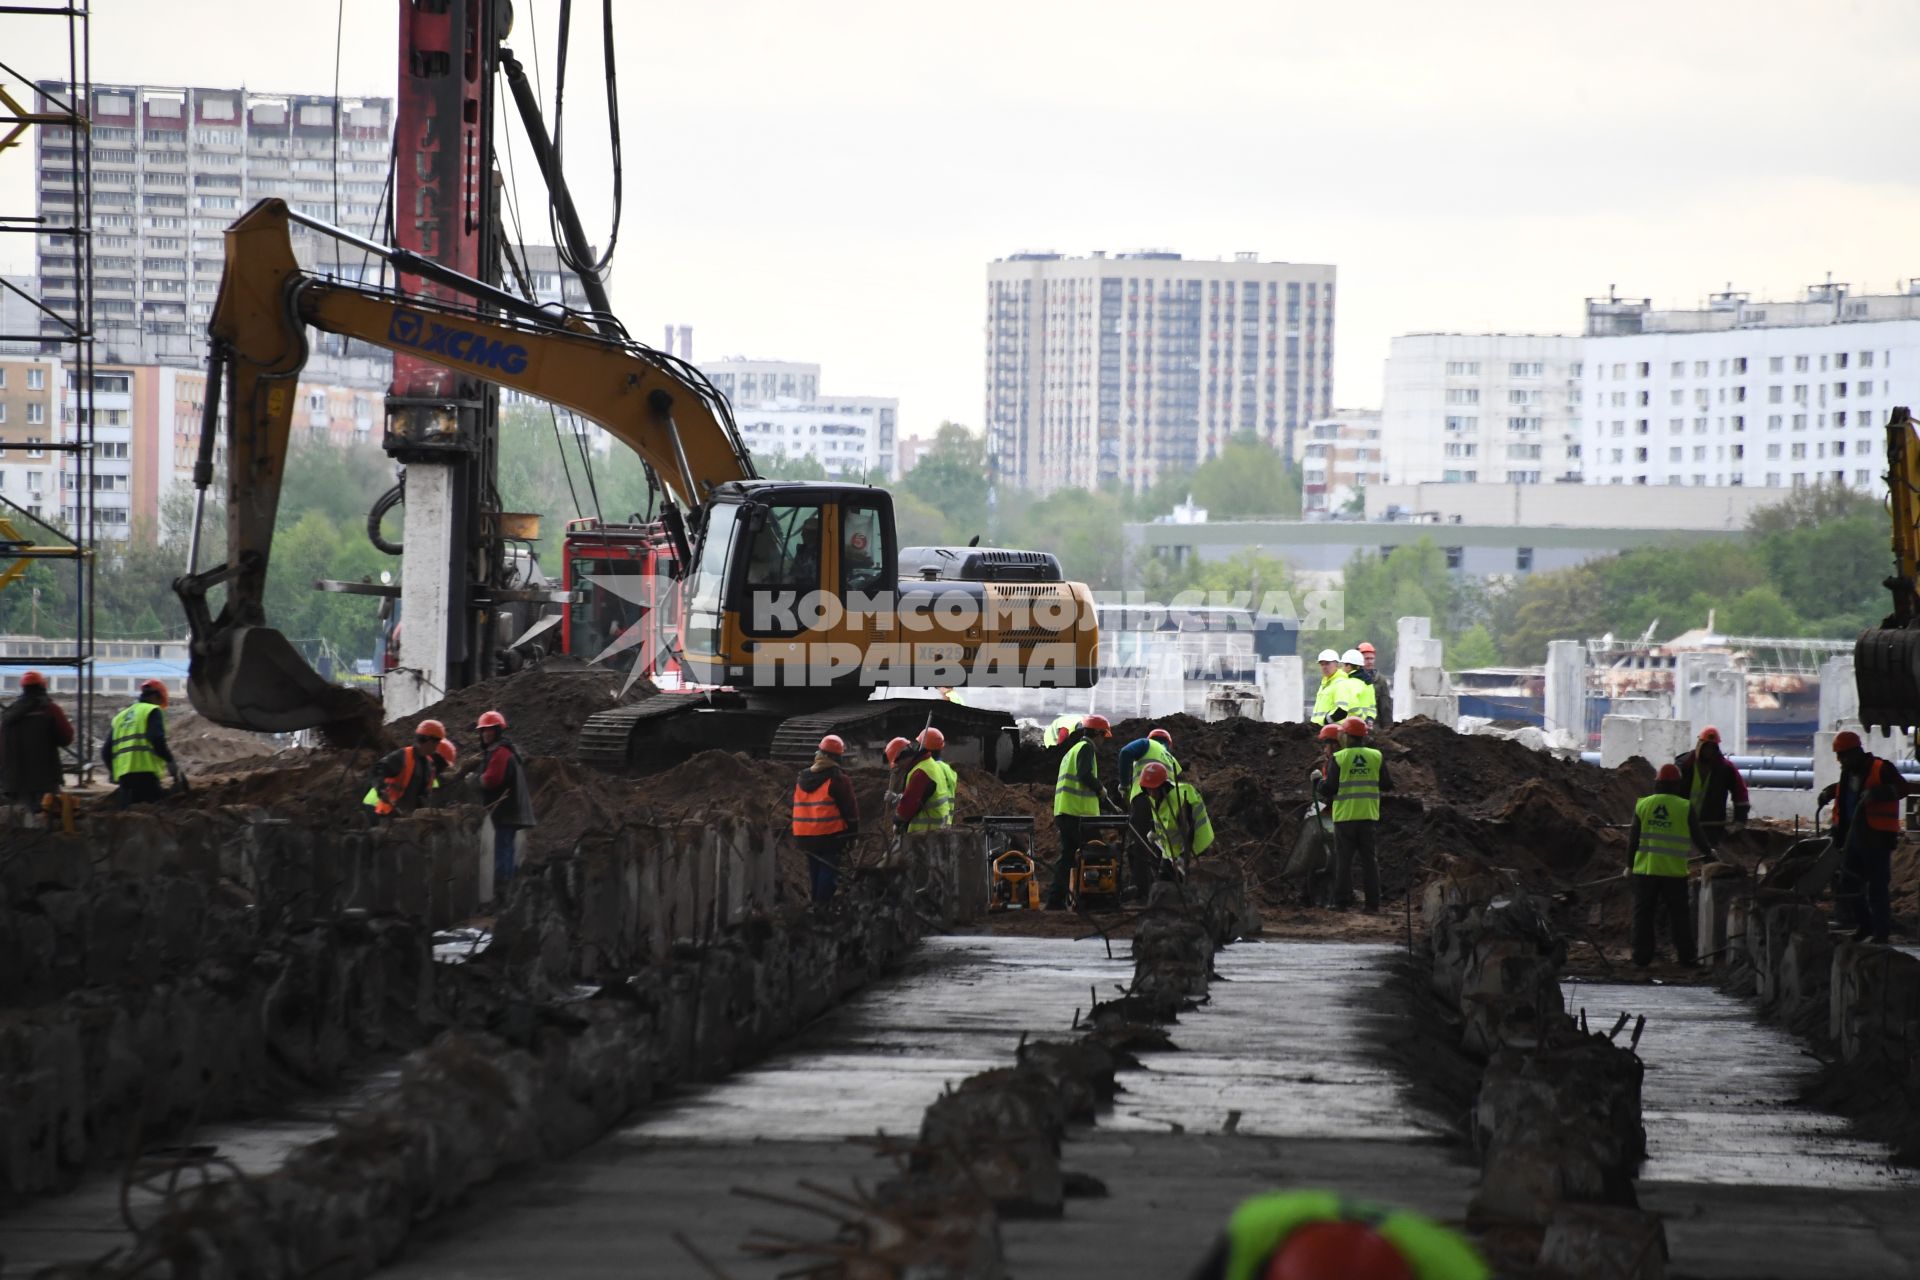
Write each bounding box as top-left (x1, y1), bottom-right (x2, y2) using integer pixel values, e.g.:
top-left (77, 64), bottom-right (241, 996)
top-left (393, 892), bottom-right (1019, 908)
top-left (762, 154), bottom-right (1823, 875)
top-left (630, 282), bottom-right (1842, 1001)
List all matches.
top-left (1332, 538), bottom-right (1456, 666)
top-left (900, 423), bottom-right (989, 544)
top-left (1448, 623), bottom-right (1500, 671)
top-left (757, 451), bottom-right (829, 482)
top-left (1185, 434), bottom-right (1302, 519)
top-left (1002, 486), bottom-right (1133, 590)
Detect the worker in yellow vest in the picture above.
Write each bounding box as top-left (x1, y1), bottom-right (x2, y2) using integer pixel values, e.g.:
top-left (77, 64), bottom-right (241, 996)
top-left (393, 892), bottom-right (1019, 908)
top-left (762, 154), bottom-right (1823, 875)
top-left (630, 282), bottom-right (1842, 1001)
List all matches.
top-left (1046, 713), bottom-right (1111, 909)
top-left (1118, 726), bottom-right (1181, 899)
top-left (1189, 1189), bottom-right (1488, 1280)
top-left (1337, 649), bottom-right (1378, 725)
top-left (103, 679), bottom-right (179, 807)
top-left (895, 727), bottom-right (958, 832)
top-left (1317, 717), bottom-right (1391, 912)
top-left (1627, 763), bottom-right (1707, 966)
top-left (1138, 761), bottom-right (1213, 874)
top-left (1047, 711), bottom-right (1081, 748)
top-left (1310, 650), bottom-right (1345, 724)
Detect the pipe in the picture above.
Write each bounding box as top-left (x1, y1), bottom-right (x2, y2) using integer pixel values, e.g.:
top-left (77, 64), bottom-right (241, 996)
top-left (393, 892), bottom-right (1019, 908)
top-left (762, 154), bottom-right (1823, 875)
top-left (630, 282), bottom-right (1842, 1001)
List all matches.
top-left (185, 346), bottom-right (226, 576)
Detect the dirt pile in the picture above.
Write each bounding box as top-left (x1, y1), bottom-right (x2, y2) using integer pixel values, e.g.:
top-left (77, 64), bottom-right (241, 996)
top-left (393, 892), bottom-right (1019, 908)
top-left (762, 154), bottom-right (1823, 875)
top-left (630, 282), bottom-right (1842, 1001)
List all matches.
top-left (164, 708), bottom-right (295, 773)
top-left (405, 665), bottom-right (654, 758)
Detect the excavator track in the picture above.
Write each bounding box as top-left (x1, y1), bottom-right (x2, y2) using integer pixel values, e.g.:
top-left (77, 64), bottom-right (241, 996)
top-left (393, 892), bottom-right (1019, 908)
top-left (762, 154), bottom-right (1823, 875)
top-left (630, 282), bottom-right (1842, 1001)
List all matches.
top-left (577, 691), bottom-right (1018, 775)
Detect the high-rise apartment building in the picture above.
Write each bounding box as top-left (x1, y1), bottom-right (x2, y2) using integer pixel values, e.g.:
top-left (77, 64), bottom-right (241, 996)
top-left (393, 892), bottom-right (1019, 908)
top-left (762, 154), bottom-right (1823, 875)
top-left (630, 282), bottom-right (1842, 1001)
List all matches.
top-left (985, 251), bottom-right (1336, 495)
top-left (701, 357), bottom-right (899, 479)
top-left (1580, 284), bottom-right (1920, 490)
top-left (1296, 410), bottom-right (1385, 515)
top-left (1378, 335), bottom-right (1584, 487)
top-left (34, 81), bottom-right (393, 370)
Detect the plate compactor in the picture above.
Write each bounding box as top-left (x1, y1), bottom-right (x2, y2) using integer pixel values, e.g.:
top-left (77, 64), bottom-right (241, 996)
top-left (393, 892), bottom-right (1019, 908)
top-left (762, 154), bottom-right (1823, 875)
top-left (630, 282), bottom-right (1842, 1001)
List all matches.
top-left (1069, 816), bottom-right (1129, 910)
top-left (983, 816), bottom-right (1042, 912)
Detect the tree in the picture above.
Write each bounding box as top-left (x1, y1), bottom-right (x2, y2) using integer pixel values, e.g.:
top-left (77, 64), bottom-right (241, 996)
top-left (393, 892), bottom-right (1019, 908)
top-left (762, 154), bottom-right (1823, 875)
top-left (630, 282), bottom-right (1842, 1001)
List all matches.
top-left (1185, 434), bottom-right (1302, 519)
top-left (757, 451), bottom-right (829, 482)
top-left (1449, 623), bottom-right (1499, 671)
top-left (1332, 538), bottom-right (1457, 667)
top-left (900, 423), bottom-right (989, 544)
top-left (1003, 487), bottom-right (1132, 590)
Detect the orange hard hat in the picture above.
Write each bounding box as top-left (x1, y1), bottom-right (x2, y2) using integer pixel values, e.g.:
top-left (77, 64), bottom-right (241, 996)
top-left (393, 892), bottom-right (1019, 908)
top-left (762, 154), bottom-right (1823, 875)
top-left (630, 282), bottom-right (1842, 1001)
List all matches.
top-left (436, 739), bottom-right (458, 765)
top-left (884, 736), bottom-right (912, 766)
top-left (1317, 724), bottom-right (1342, 742)
top-left (140, 678), bottom-right (169, 706)
top-left (476, 710), bottom-right (507, 731)
top-left (819, 733), bottom-right (846, 756)
top-left (1698, 725), bottom-right (1721, 744)
top-left (1656, 763), bottom-right (1682, 782)
top-left (415, 719), bottom-right (446, 740)
top-left (1340, 717), bottom-right (1368, 737)
top-left (1083, 714), bottom-right (1112, 737)
top-left (1832, 730), bottom-right (1862, 754)
top-left (1148, 727), bottom-right (1172, 745)
top-left (19, 670), bottom-right (46, 689)
top-left (1139, 761), bottom-right (1171, 790)
top-left (1265, 1221), bottom-right (1415, 1280)
top-left (917, 726), bottom-right (945, 751)
top-left (1357, 642), bottom-right (1376, 655)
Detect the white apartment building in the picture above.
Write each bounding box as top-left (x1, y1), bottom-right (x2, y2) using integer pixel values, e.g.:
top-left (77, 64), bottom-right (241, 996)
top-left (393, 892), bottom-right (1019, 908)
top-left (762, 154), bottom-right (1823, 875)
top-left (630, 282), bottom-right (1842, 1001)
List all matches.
top-left (701, 358), bottom-right (899, 479)
top-left (1378, 335), bottom-right (1583, 487)
top-left (986, 250), bottom-right (1337, 495)
top-left (1581, 284), bottom-right (1920, 489)
top-left (33, 81), bottom-right (391, 369)
top-left (1296, 410), bottom-right (1384, 515)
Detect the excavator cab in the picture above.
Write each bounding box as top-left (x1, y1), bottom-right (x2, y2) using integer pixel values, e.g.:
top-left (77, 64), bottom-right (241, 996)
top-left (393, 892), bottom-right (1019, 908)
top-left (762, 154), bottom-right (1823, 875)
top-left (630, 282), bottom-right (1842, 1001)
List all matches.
top-left (1857, 407), bottom-right (1920, 732)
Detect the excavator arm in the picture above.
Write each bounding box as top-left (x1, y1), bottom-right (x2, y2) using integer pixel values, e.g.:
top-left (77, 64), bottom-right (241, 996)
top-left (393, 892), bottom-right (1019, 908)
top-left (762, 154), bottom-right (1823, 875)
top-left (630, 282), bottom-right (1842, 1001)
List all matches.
top-left (1856, 406), bottom-right (1920, 732)
top-left (176, 198), bottom-right (753, 735)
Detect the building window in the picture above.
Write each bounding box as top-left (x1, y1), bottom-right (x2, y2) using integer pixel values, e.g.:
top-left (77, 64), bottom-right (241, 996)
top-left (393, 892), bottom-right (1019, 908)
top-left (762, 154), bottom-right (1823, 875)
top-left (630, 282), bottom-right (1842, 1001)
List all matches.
top-left (1858, 469), bottom-right (1872, 485)
top-left (1668, 418), bottom-right (1684, 434)
top-left (1444, 388), bottom-right (1479, 405)
top-left (26, 436), bottom-right (43, 457)
top-left (1791, 443), bottom-right (1807, 459)
top-left (1693, 361), bottom-right (1709, 377)
top-left (1795, 355), bottom-right (1810, 372)
top-left (1636, 362), bottom-right (1650, 377)
top-left (1669, 361), bottom-right (1684, 377)
top-left (1694, 446), bottom-right (1708, 461)
top-left (1445, 361), bottom-right (1480, 376)
top-left (1836, 352), bottom-right (1849, 370)
top-left (26, 403), bottom-right (43, 425)
top-left (1634, 448), bottom-right (1648, 462)
top-left (1835, 441), bottom-right (1847, 456)
top-left (1637, 420), bottom-right (1650, 434)
top-left (1515, 546), bottom-right (1535, 571)
top-left (1445, 415), bottom-right (1476, 432)
top-left (1445, 546), bottom-right (1463, 570)
top-left (1861, 351), bottom-right (1875, 368)
top-left (1507, 416), bottom-right (1541, 432)
top-left (26, 367), bottom-right (44, 390)
top-left (1793, 413), bottom-right (1807, 430)
top-left (1669, 447), bottom-right (1683, 462)
top-left (0, 403), bottom-right (5, 423)
top-left (1859, 381), bottom-right (1873, 397)
top-left (1732, 444), bottom-right (1744, 459)
top-left (1509, 361), bottom-right (1543, 377)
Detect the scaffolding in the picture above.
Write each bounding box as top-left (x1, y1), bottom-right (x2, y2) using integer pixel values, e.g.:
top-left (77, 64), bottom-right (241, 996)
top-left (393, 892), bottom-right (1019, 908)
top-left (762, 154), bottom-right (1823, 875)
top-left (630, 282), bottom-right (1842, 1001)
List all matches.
top-left (0, 0), bottom-right (97, 775)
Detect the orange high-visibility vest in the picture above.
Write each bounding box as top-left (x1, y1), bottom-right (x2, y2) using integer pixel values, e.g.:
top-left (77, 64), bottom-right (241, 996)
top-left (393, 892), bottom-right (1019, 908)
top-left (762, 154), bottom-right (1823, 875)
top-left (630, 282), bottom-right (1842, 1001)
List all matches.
top-left (791, 774), bottom-right (848, 837)
top-left (1861, 758), bottom-right (1903, 833)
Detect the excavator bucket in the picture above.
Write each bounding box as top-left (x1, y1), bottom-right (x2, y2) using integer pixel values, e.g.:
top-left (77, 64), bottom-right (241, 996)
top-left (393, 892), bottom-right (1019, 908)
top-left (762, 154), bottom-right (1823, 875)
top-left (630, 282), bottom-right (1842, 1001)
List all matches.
top-left (187, 623), bottom-right (380, 743)
top-left (1854, 627), bottom-right (1920, 735)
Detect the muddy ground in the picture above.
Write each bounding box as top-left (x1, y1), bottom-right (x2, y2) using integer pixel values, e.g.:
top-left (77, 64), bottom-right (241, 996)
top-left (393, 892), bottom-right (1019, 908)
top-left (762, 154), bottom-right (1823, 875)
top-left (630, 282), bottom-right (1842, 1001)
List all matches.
top-left (144, 674), bottom-right (1854, 965)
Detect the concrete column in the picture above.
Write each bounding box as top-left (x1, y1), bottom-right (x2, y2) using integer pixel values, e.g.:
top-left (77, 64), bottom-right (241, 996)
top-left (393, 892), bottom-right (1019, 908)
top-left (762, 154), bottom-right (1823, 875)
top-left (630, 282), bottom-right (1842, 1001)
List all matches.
top-left (1145, 640), bottom-right (1184, 719)
top-left (383, 463), bottom-right (459, 723)
top-left (1393, 616), bottom-right (1430, 712)
top-left (1543, 640), bottom-right (1586, 748)
top-left (1819, 656), bottom-right (1858, 730)
top-left (1411, 694), bottom-right (1459, 728)
top-left (1610, 694), bottom-right (1670, 719)
top-left (1676, 652), bottom-right (1747, 754)
top-left (1257, 656), bottom-right (1305, 724)
top-left (1600, 715), bottom-right (1691, 769)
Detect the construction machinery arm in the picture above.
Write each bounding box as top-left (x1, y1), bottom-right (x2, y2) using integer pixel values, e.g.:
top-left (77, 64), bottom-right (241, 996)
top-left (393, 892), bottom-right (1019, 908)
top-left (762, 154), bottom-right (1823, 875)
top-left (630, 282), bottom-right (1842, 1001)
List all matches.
top-left (176, 199), bottom-right (753, 734)
top-left (1855, 406), bottom-right (1920, 731)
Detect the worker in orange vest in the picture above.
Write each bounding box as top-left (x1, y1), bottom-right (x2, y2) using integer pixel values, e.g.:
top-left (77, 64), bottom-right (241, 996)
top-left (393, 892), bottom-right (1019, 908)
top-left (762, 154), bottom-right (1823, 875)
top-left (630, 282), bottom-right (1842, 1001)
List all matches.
top-left (1818, 730), bottom-right (1914, 944)
top-left (364, 719), bottom-right (449, 816)
top-left (792, 733), bottom-right (860, 904)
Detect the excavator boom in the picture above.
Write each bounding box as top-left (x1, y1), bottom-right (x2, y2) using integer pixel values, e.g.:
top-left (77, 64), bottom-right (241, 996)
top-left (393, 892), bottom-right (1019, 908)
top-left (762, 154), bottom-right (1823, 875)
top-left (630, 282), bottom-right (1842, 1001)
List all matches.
top-left (176, 199), bottom-right (750, 735)
top-left (1855, 405), bottom-right (1920, 732)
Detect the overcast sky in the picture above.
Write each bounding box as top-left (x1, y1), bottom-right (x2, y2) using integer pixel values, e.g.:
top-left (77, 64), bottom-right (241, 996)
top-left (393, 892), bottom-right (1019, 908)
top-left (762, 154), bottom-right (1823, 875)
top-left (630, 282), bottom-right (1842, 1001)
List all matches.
top-left (7, 0), bottom-right (1919, 440)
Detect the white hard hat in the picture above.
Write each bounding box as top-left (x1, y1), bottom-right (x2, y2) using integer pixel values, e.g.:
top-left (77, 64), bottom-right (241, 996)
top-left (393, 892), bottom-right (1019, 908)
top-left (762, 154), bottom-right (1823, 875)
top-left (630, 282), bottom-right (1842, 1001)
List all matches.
top-left (1316, 648), bottom-right (1340, 663)
top-left (1341, 648), bottom-right (1365, 666)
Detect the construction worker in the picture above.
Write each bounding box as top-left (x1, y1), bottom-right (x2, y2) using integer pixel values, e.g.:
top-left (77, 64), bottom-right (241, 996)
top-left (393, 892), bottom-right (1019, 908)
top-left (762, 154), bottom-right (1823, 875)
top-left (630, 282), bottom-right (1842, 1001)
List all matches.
top-left (1310, 650), bottom-right (1345, 724)
top-left (1672, 725), bottom-right (1749, 853)
top-left (1187, 1189), bottom-right (1488, 1280)
top-left (1817, 730), bottom-right (1913, 945)
top-left (103, 679), bottom-right (179, 807)
top-left (2, 671), bottom-right (73, 820)
top-left (883, 735), bottom-right (913, 811)
top-left (1303, 723), bottom-right (1345, 906)
top-left (1047, 711), bottom-right (1081, 748)
top-left (1337, 649), bottom-right (1378, 725)
top-left (1139, 761), bottom-right (1213, 872)
top-left (1046, 713), bottom-right (1111, 910)
top-left (792, 733), bottom-right (859, 905)
top-left (1319, 717), bottom-right (1390, 912)
top-left (1356, 641), bottom-right (1393, 729)
top-left (895, 726), bottom-right (957, 832)
top-left (363, 719), bottom-right (449, 816)
top-left (1119, 726), bottom-right (1181, 899)
top-left (1627, 763), bottom-right (1708, 966)
top-left (475, 710), bottom-right (536, 897)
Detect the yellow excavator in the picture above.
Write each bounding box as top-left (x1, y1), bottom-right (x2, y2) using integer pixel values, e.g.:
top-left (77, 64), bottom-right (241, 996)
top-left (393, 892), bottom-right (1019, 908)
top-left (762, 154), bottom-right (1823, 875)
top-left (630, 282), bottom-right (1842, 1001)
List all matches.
top-left (1857, 405), bottom-right (1920, 733)
top-left (174, 199), bottom-right (1097, 771)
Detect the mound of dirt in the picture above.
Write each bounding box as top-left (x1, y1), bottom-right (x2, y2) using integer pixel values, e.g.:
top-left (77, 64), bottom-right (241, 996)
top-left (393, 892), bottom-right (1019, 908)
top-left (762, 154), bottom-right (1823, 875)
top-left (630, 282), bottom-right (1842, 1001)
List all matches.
top-left (164, 709), bottom-right (293, 773)
top-left (406, 666), bottom-right (654, 759)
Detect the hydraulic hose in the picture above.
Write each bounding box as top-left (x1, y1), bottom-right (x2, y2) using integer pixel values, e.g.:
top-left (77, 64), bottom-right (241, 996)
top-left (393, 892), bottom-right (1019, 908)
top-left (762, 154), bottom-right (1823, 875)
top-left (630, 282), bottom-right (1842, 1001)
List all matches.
top-left (368, 482), bottom-right (404, 555)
